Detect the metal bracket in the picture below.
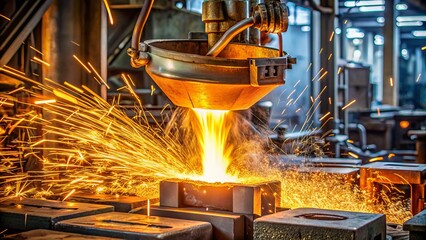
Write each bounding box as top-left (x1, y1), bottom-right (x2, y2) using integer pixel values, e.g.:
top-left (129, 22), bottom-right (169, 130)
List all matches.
top-left (249, 57), bottom-right (289, 86)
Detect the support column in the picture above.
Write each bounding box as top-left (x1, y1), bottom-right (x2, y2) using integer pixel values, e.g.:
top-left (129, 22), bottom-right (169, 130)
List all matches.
top-left (42, 0), bottom-right (106, 95)
top-left (319, 0), bottom-right (338, 134)
top-left (382, 0), bottom-right (399, 106)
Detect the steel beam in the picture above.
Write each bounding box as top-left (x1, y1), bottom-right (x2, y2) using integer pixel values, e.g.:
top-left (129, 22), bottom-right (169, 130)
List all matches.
top-left (382, 0), bottom-right (400, 106)
top-left (0, 0), bottom-right (52, 68)
top-left (319, 0), bottom-right (338, 135)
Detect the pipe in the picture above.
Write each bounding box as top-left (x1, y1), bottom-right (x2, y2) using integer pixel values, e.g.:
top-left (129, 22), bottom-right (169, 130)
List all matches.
top-left (306, 0), bottom-right (333, 14)
top-left (131, 0), bottom-right (154, 52)
top-left (206, 17), bottom-right (255, 57)
top-left (348, 123), bottom-right (367, 150)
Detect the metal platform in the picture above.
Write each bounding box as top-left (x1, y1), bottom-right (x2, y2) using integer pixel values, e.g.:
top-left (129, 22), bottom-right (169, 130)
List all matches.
top-left (0, 198), bottom-right (113, 230)
top-left (55, 212), bottom-right (212, 240)
top-left (3, 229), bottom-right (120, 239)
top-left (253, 208), bottom-right (386, 240)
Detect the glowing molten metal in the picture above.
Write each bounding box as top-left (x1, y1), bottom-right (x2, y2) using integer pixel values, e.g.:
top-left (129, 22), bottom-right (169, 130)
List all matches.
top-left (192, 109), bottom-right (237, 183)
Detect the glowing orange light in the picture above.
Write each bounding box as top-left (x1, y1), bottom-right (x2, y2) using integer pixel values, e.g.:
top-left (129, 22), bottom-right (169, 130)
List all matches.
top-left (103, 0), bottom-right (114, 25)
top-left (399, 121), bottom-right (410, 129)
top-left (422, 46), bottom-right (426, 51)
top-left (377, 108), bottom-right (381, 116)
top-left (342, 100), bottom-right (356, 110)
top-left (193, 109), bottom-right (236, 183)
top-left (369, 157), bottom-right (384, 162)
top-left (348, 152), bottom-right (359, 158)
top-left (35, 99), bottom-right (56, 105)
top-left (33, 56), bottom-right (50, 66)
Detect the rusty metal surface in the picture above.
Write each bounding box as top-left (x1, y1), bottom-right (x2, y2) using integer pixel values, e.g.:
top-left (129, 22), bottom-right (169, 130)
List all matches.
top-left (55, 212), bottom-right (212, 240)
top-left (360, 162), bottom-right (426, 184)
top-left (360, 162), bottom-right (426, 215)
top-left (136, 206), bottom-right (244, 240)
top-left (70, 193), bottom-right (158, 212)
top-left (0, 198), bottom-right (113, 230)
top-left (3, 229), bottom-right (121, 240)
top-left (144, 40), bottom-right (293, 110)
top-left (254, 208), bottom-right (386, 240)
top-left (159, 180), bottom-right (281, 216)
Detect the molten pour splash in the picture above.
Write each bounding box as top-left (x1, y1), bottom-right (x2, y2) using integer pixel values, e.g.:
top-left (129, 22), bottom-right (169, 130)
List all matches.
top-left (192, 109), bottom-right (236, 183)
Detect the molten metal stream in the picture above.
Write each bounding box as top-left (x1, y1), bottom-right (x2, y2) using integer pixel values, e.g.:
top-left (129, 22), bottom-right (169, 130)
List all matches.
top-left (192, 109), bottom-right (236, 183)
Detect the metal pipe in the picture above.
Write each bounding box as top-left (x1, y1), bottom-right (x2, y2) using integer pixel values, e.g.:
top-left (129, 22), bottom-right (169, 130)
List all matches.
top-left (206, 17), bottom-right (255, 57)
top-left (306, 0), bottom-right (333, 14)
top-left (277, 33), bottom-right (283, 57)
top-left (131, 0), bottom-right (154, 51)
top-left (348, 123), bottom-right (367, 150)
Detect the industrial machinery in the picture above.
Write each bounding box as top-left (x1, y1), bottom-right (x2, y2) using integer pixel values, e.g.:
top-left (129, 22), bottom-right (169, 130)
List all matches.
top-left (127, 0), bottom-right (295, 110)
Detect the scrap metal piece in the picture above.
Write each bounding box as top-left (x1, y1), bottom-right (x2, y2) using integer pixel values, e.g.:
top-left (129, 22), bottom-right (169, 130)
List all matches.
top-left (137, 206), bottom-right (244, 240)
top-left (403, 209), bottom-right (426, 240)
top-left (70, 193), bottom-right (158, 212)
top-left (55, 212), bottom-right (212, 240)
top-left (254, 208), bottom-right (386, 240)
top-left (360, 162), bottom-right (426, 215)
top-left (159, 180), bottom-right (281, 216)
top-left (0, 198), bottom-right (113, 230)
top-left (2, 229), bottom-right (120, 240)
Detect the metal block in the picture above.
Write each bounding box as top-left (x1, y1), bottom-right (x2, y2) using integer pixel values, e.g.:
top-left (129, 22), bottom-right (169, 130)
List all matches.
top-left (254, 208), bottom-right (386, 240)
top-left (360, 162), bottom-right (426, 185)
top-left (0, 198), bottom-right (113, 230)
top-left (403, 209), bottom-right (426, 240)
top-left (160, 180), bottom-right (183, 208)
top-left (3, 229), bottom-right (120, 239)
top-left (70, 193), bottom-right (158, 212)
top-left (138, 206), bottom-right (245, 240)
top-left (360, 162), bottom-right (426, 215)
top-left (55, 212), bottom-right (212, 240)
top-left (160, 180), bottom-right (281, 216)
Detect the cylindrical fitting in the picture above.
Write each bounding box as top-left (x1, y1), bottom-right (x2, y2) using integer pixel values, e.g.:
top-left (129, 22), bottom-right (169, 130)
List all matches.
top-left (202, 0), bottom-right (249, 49)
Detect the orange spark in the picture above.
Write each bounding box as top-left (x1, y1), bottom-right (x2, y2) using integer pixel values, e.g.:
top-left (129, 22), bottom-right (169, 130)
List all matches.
top-left (30, 46), bottom-right (44, 55)
top-left (73, 55), bottom-right (91, 73)
top-left (388, 153), bottom-right (395, 159)
top-left (416, 73), bottom-right (421, 83)
top-left (390, 77), bottom-right (394, 87)
top-left (0, 14), bottom-right (10, 21)
top-left (62, 189), bottom-right (76, 201)
top-left (344, 19), bottom-right (348, 24)
top-left (342, 99), bottom-right (356, 110)
top-left (318, 71), bottom-right (328, 81)
top-left (306, 63), bottom-right (312, 72)
top-left (71, 41), bottom-right (80, 46)
top-left (422, 46), bottom-right (426, 51)
top-left (64, 81), bottom-right (84, 94)
top-left (328, 53), bottom-right (333, 61)
top-left (328, 97), bottom-right (332, 105)
top-left (295, 108), bottom-right (301, 113)
top-left (377, 108), bottom-right (381, 116)
top-left (103, 0), bottom-right (114, 25)
top-left (33, 57), bottom-right (50, 66)
top-left (329, 31), bottom-right (335, 42)
top-left (337, 67), bottom-right (342, 75)
top-left (35, 99), bottom-right (56, 105)
top-left (348, 152), bottom-right (359, 159)
top-left (369, 157), bottom-right (384, 162)
top-left (87, 62), bottom-right (110, 89)
top-left (319, 112), bottom-right (330, 121)
top-left (319, 48), bottom-right (323, 54)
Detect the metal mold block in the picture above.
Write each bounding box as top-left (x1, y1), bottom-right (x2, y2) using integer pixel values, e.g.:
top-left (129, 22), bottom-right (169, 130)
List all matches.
top-left (138, 206), bottom-right (245, 240)
top-left (254, 208), bottom-right (386, 240)
top-left (403, 209), bottom-right (426, 240)
top-left (3, 229), bottom-right (120, 239)
top-left (70, 193), bottom-right (158, 212)
top-left (160, 180), bottom-right (281, 216)
top-left (360, 162), bottom-right (426, 215)
top-left (0, 198), bottom-right (114, 230)
top-left (55, 212), bottom-right (212, 240)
